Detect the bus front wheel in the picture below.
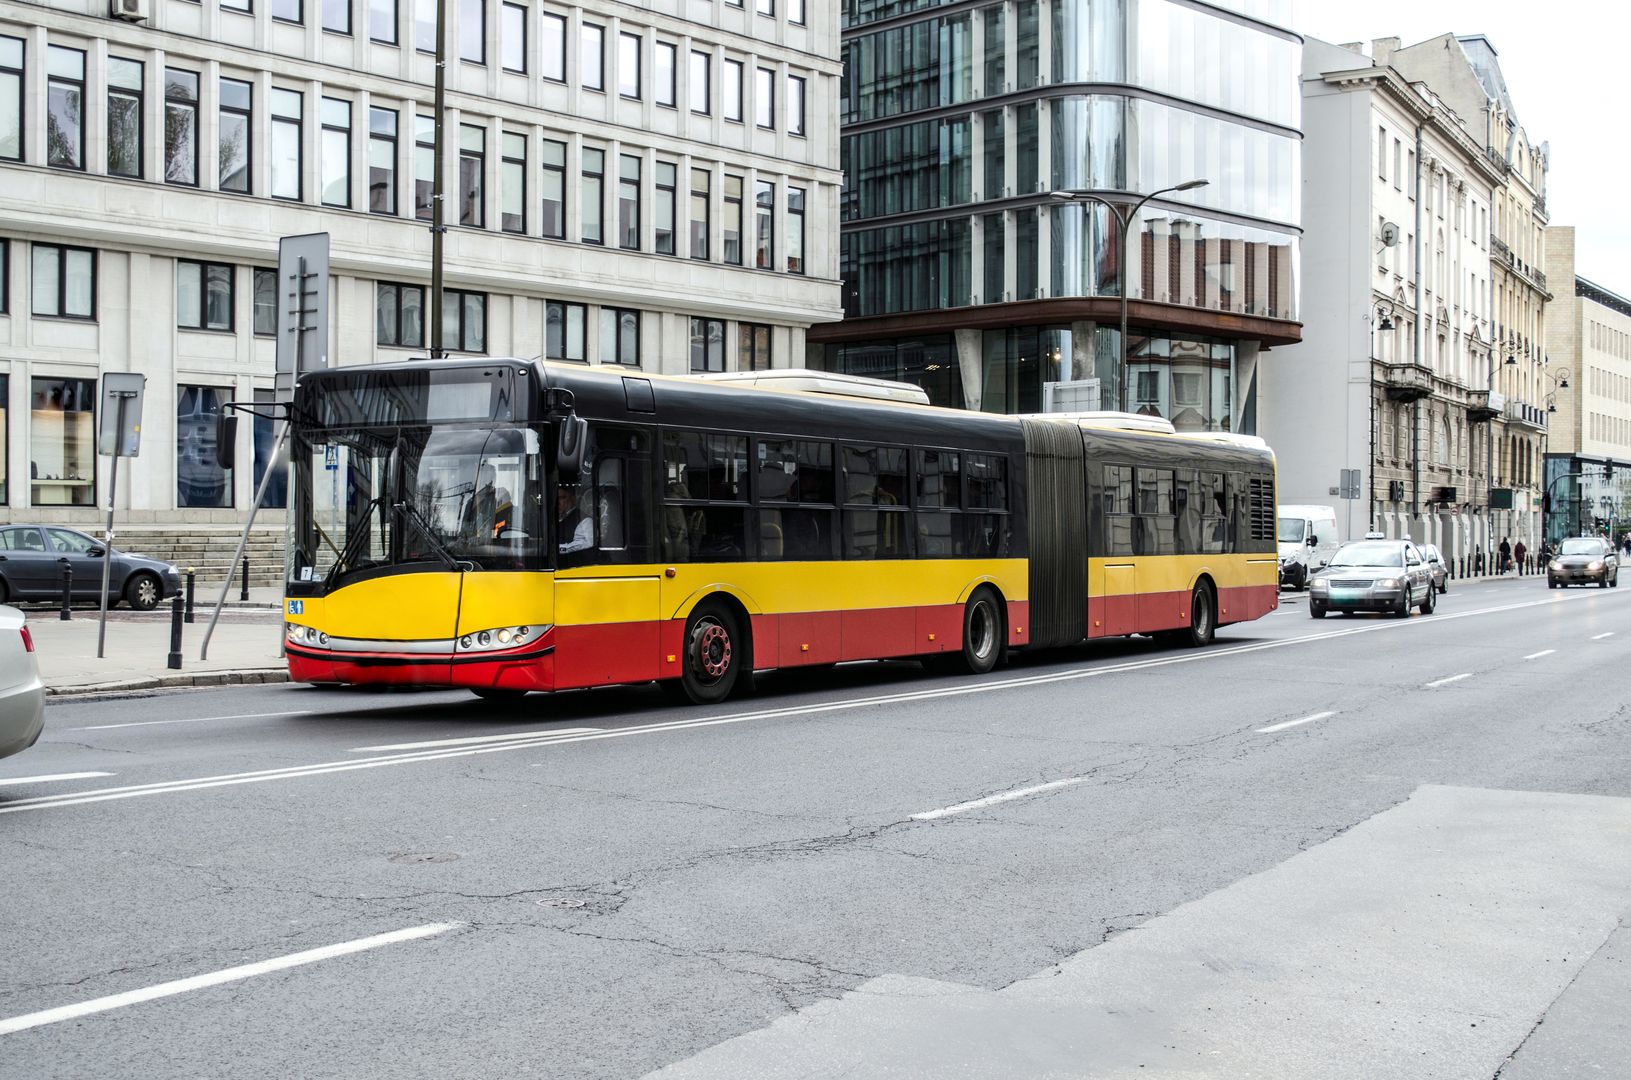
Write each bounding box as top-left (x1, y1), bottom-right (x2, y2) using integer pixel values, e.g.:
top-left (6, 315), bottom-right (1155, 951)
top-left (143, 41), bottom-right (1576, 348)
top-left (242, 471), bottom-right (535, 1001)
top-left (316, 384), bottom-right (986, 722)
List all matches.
top-left (679, 603), bottom-right (745, 705)
top-left (958, 588), bottom-right (1004, 675)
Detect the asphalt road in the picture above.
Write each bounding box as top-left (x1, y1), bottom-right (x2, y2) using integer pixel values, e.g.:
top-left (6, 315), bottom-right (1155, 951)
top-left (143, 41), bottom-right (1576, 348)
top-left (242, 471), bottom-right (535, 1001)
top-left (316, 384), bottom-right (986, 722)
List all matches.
top-left (2, 574), bottom-right (1628, 1079)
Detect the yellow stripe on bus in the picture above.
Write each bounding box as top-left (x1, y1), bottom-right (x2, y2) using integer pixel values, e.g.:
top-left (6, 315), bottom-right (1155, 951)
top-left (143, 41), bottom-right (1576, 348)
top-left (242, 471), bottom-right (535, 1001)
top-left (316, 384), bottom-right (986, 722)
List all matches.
top-left (1088, 554), bottom-right (1276, 596)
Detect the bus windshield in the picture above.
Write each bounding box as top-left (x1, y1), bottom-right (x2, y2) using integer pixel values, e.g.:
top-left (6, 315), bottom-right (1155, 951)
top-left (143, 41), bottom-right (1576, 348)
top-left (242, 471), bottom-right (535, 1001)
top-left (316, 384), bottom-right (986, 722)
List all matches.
top-left (290, 424), bottom-right (544, 589)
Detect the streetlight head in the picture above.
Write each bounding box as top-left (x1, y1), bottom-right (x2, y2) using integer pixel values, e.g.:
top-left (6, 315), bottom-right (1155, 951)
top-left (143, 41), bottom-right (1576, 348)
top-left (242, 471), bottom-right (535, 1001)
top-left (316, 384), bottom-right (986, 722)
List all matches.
top-left (1561, 377), bottom-right (1570, 389)
top-left (1504, 354), bottom-right (1517, 365)
top-left (1049, 190), bottom-right (1078, 201)
top-left (1175, 179), bottom-right (1210, 192)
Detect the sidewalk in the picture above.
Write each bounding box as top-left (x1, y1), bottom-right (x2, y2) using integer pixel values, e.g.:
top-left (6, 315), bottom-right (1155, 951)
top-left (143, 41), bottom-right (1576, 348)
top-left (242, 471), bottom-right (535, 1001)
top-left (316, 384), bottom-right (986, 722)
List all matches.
top-left (22, 596), bottom-right (289, 698)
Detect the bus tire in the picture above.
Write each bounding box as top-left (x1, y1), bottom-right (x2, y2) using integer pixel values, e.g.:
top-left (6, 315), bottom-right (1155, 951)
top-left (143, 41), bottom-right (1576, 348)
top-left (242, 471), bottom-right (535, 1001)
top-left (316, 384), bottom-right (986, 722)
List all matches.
top-left (957, 588), bottom-right (1004, 675)
top-left (471, 688), bottom-right (528, 702)
top-left (1180, 581), bottom-right (1217, 648)
top-left (679, 602), bottom-right (744, 705)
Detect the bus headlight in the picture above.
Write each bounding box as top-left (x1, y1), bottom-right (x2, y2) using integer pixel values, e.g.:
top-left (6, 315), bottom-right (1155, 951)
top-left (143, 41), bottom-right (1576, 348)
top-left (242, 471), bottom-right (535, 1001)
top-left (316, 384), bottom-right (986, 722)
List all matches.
top-left (286, 624), bottom-right (330, 649)
top-left (456, 625), bottom-right (549, 653)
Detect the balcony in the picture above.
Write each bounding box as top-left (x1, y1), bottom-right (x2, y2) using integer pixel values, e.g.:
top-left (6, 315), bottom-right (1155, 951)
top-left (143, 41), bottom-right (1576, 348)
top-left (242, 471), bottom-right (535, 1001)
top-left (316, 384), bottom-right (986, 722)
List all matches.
top-left (1504, 397), bottom-right (1548, 431)
top-left (1468, 389), bottom-right (1502, 423)
top-left (1491, 234), bottom-right (1550, 295)
top-left (1384, 362), bottom-right (1434, 402)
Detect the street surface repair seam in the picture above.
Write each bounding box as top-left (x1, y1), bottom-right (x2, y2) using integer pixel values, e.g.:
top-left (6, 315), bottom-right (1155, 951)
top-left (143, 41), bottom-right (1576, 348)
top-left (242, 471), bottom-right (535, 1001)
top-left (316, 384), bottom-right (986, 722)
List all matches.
top-left (3, 590), bottom-right (1618, 817)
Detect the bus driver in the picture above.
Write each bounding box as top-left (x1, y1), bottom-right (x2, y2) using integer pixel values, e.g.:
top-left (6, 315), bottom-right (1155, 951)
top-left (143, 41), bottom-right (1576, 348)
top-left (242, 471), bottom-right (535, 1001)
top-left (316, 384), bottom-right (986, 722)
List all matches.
top-left (557, 485), bottom-right (593, 555)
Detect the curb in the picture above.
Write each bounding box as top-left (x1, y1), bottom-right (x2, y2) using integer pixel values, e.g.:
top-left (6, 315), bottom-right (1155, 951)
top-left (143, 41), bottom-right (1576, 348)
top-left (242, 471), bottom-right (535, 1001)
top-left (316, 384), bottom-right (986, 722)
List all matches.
top-left (47, 667), bottom-right (291, 699)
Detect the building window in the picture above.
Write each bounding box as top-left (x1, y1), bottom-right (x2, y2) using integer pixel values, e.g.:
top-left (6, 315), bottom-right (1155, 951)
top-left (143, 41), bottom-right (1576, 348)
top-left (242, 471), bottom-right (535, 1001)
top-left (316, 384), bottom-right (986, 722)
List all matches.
top-left (31, 244), bottom-right (95, 320)
top-left (542, 12), bottom-right (565, 80)
top-left (501, 2), bottom-right (525, 71)
top-left (414, 114), bottom-right (434, 220)
top-left (755, 67), bottom-right (774, 129)
top-left (369, 107), bottom-right (397, 214)
top-left (270, 89), bottom-right (303, 200)
top-left (581, 23), bottom-right (604, 91)
top-left (46, 46), bottom-right (85, 170)
top-left (107, 57), bottom-right (144, 179)
top-left (689, 167), bottom-right (710, 260)
top-left (1377, 125), bottom-right (1386, 181)
top-left (218, 78), bottom-right (252, 193)
top-left (459, 0), bottom-right (485, 63)
top-left (165, 68), bottom-right (200, 185)
top-left (441, 289), bottom-right (486, 352)
top-left (598, 307), bottom-right (639, 366)
top-left (690, 317), bottom-right (724, 372)
top-left (0, 240), bottom-right (8, 313)
top-left (1, 36), bottom-right (21, 162)
top-left (376, 281), bottom-right (425, 347)
top-left (618, 154), bottom-right (641, 250)
top-left (253, 268), bottom-right (277, 335)
top-left (788, 0), bottom-right (804, 24)
top-left (655, 161), bottom-right (677, 255)
top-left (253, 388), bottom-right (288, 509)
top-left (541, 137), bottom-right (565, 238)
top-left (755, 0), bottom-right (773, 15)
top-left (459, 123), bottom-right (485, 226)
top-left (655, 42), bottom-right (676, 107)
top-left (786, 74), bottom-right (805, 137)
top-left (321, 97), bottom-right (351, 207)
top-left (740, 322), bottom-right (771, 370)
top-left (689, 50), bottom-right (711, 114)
top-left (723, 174), bottom-right (744, 265)
top-left (370, 0), bottom-right (398, 44)
top-left (787, 186), bottom-right (804, 274)
top-left (581, 147), bottom-right (604, 244)
top-left (754, 180), bottom-right (774, 269)
top-left (323, 0), bottom-right (351, 34)
top-left (546, 299), bottom-right (586, 360)
top-left (723, 59), bottom-right (743, 122)
top-left (0, 373), bottom-right (7, 503)
top-left (415, 0), bottom-right (434, 51)
top-left (618, 32), bottom-right (641, 99)
top-left (177, 386), bottom-right (233, 509)
top-left (177, 260), bottom-right (234, 332)
top-left (30, 377), bottom-right (96, 507)
top-left (500, 131), bottom-right (525, 233)
top-left (273, 0), bottom-right (302, 24)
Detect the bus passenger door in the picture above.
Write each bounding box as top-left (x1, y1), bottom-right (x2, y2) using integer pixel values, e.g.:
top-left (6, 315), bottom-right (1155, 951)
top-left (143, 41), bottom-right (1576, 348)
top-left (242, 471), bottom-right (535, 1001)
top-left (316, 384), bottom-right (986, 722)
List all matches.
top-left (1101, 563), bottom-right (1137, 637)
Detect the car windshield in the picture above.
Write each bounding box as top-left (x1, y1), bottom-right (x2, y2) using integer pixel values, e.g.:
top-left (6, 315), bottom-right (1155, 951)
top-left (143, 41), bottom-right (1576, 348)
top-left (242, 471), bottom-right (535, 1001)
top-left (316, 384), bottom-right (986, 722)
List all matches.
top-left (1277, 517), bottom-right (1306, 543)
top-left (1328, 541), bottom-right (1403, 568)
top-left (1560, 539), bottom-right (1604, 555)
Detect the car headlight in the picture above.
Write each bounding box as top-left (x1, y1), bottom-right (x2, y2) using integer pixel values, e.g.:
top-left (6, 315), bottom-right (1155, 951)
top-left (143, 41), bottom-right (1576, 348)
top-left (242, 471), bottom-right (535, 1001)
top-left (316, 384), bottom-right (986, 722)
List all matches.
top-left (1376, 577), bottom-right (1400, 589)
top-left (1588, 561), bottom-right (1604, 571)
top-left (1550, 560), bottom-right (1562, 571)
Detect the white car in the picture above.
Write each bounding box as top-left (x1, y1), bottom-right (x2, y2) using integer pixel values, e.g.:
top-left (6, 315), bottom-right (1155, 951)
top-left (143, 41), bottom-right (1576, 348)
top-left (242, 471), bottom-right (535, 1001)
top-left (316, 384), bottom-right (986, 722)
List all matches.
top-left (0, 606), bottom-right (45, 761)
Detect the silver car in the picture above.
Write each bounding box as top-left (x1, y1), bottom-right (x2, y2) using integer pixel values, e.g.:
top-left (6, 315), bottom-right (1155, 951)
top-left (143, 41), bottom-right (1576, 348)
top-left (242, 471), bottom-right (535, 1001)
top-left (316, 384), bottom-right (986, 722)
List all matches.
top-left (0, 606), bottom-right (45, 761)
top-left (1548, 537), bottom-right (1620, 589)
top-left (1420, 544), bottom-right (1450, 594)
top-left (1309, 539), bottom-right (1437, 618)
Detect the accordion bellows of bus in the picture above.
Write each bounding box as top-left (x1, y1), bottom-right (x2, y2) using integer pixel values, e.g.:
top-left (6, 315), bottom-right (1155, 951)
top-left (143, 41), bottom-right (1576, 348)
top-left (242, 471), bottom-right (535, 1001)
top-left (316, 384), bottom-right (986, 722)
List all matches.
top-left (280, 358), bottom-right (1278, 704)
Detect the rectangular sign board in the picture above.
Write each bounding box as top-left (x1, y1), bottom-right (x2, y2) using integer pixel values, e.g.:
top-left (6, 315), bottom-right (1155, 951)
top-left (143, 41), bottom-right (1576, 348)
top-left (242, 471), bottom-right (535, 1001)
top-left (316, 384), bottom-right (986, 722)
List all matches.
top-left (276, 232), bottom-right (331, 401)
top-left (97, 372), bottom-right (147, 457)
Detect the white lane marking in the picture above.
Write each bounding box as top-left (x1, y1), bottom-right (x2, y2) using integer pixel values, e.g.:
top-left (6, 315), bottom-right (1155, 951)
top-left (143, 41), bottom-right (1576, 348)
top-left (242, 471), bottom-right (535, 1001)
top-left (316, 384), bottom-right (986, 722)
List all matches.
top-left (1256, 711), bottom-right (1336, 734)
top-left (1523, 650), bottom-right (1556, 660)
top-left (1592, 632), bottom-right (1615, 640)
top-left (0, 922), bottom-right (460, 1036)
top-left (0, 591), bottom-right (1613, 817)
top-left (0, 771), bottom-right (114, 785)
top-left (72, 710), bottom-right (313, 732)
top-left (1424, 673), bottom-right (1472, 689)
top-left (350, 728), bottom-right (602, 752)
top-left (912, 777), bottom-right (1091, 820)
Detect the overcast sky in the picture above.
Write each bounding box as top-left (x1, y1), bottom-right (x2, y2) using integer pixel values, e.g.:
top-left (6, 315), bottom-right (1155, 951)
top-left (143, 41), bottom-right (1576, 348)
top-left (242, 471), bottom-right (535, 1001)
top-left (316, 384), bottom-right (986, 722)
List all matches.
top-left (1293, 0), bottom-right (1629, 292)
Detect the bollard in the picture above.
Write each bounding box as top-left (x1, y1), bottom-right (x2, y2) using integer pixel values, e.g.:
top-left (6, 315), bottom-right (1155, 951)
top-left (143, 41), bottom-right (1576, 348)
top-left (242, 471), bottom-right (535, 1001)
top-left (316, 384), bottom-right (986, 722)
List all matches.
top-left (184, 568), bottom-right (196, 624)
top-left (240, 557), bottom-right (250, 602)
top-left (60, 563), bottom-right (72, 621)
top-left (167, 594), bottom-right (184, 670)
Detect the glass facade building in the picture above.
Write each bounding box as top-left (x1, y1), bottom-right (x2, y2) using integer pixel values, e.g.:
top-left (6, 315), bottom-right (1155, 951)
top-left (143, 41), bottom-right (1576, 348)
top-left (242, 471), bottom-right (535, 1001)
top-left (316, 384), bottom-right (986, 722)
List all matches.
top-left (818, 0), bottom-right (1303, 430)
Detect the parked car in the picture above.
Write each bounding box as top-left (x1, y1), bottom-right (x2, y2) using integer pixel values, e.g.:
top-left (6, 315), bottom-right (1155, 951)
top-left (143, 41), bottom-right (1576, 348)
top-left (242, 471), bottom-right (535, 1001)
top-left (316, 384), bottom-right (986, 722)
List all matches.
top-left (0, 606), bottom-right (45, 762)
top-left (0, 526), bottom-right (181, 610)
top-left (1420, 544), bottom-right (1450, 594)
top-left (1308, 538), bottom-right (1437, 618)
top-left (1547, 537), bottom-right (1619, 589)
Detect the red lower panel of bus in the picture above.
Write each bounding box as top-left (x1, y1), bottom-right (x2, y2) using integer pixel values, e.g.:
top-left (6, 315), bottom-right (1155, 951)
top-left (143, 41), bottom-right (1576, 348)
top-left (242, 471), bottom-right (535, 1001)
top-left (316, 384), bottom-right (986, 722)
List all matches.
top-left (1087, 583), bottom-right (1278, 639)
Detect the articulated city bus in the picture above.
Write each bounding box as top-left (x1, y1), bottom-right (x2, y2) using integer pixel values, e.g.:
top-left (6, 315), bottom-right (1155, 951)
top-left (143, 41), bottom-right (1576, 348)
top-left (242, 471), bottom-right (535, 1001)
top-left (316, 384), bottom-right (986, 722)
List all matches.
top-left (280, 358), bottom-right (1277, 703)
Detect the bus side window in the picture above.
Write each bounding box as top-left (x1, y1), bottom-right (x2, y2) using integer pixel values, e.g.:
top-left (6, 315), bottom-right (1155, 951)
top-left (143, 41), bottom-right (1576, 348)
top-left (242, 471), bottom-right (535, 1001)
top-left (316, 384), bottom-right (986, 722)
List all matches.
top-left (1200, 470), bottom-right (1226, 554)
top-left (1174, 470), bottom-right (1199, 555)
top-left (1103, 464), bottom-right (1134, 557)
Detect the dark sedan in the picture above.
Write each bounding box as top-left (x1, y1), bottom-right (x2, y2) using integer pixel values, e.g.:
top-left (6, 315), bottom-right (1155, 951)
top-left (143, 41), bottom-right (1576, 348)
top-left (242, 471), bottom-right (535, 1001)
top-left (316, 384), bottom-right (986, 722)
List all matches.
top-left (1548, 537), bottom-right (1619, 589)
top-left (0, 525), bottom-right (182, 610)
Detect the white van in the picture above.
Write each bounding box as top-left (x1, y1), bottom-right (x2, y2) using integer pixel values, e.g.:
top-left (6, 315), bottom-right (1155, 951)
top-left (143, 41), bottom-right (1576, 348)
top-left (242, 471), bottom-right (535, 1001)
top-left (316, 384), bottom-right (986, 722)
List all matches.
top-left (1277, 504), bottom-right (1341, 590)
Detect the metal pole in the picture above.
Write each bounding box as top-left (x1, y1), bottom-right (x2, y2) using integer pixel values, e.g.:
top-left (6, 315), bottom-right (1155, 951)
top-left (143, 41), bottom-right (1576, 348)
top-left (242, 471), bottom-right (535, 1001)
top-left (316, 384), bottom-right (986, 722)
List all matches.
top-left (199, 421), bottom-right (289, 659)
top-left (429, 0), bottom-right (447, 358)
top-left (1116, 206), bottom-right (1130, 414)
top-left (185, 568), bottom-right (195, 624)
top-left (167, 593), bottom-right (183, 670)
top-left (60, 564), bottom-right (72, 621)
top-left (96, 393), bottom-right (128, 658)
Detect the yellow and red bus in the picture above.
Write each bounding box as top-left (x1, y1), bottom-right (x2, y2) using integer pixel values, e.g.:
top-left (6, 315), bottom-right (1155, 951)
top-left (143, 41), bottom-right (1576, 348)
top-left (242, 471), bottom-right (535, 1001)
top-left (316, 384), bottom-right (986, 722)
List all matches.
top-left (281, 358), bottom-right (1277, 703)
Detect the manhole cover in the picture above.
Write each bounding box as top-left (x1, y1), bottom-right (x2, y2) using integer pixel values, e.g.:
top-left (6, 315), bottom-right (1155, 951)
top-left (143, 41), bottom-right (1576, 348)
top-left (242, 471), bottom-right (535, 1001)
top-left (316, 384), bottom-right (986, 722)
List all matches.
top-left (389, 851), bottom-right (461, 865)
top-left (535, 897), bottom-right (586, 909)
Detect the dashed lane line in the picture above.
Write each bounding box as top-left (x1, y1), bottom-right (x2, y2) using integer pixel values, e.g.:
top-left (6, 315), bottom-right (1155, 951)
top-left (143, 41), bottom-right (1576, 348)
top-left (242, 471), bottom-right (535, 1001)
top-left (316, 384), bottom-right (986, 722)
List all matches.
top-left (1423, 673), bottom-right (1473, 689)
top-left (1256, 711), bottom-right (1336, 734)
top-left (0, 771), bottom-right (114, 786)
top-left (1523, 649), bottom-right (1556, 660)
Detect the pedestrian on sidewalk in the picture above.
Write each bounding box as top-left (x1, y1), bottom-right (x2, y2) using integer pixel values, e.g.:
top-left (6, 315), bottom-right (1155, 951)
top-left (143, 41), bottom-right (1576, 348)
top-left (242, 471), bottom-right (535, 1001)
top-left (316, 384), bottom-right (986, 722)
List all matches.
top-left (1514, 539), bottom-right (1527, 576)
top-left (1499, 537), bottom-right (1512, 575)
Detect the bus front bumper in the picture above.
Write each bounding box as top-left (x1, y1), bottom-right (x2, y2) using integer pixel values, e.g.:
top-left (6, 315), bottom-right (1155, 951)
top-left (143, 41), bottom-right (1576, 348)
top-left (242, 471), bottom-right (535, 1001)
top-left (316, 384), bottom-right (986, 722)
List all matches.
top-left (285, 627), bottom-right (557, 692)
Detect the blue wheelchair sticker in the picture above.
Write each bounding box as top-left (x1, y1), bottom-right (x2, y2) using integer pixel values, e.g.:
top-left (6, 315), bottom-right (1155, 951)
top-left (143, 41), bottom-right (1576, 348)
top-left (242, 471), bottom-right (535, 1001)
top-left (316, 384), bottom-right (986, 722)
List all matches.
top-left (287, 600), bottom-right (305, 615)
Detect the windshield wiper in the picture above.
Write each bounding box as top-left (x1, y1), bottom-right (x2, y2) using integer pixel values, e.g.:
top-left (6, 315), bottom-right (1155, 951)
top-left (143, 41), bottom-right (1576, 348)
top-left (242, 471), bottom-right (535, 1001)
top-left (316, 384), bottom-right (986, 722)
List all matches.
top-left (393, 501), bottom-right (475, 572)
top-left (323, 494), bottom-right (389, 589)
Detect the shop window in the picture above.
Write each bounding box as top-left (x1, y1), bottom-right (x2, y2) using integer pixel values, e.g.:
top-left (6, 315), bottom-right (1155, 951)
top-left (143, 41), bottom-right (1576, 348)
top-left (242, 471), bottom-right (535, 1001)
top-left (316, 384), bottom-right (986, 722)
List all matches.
top-left (30, 377), bottom-right (96, 507)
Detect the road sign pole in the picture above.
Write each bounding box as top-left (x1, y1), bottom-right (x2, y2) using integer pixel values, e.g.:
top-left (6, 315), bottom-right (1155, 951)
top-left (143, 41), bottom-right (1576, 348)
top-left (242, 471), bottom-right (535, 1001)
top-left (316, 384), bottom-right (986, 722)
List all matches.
top-left (96, 393), bottom-right (131, 660)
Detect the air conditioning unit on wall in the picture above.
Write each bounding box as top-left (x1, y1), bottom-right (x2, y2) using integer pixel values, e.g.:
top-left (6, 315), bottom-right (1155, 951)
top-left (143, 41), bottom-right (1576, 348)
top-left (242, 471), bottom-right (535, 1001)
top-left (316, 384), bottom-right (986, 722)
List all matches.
top-left (110, 0), bottom-right (148, 21)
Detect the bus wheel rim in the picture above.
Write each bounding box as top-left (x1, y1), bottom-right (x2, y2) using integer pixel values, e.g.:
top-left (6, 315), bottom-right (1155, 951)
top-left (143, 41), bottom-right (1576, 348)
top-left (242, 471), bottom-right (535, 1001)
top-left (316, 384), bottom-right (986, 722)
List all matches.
top-left (697, 622), bottom-right (732, 680)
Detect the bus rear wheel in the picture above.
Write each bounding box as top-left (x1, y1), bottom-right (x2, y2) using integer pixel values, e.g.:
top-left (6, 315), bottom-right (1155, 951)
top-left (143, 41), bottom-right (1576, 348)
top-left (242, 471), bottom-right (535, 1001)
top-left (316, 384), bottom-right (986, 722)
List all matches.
top-left (1180, 582), bottom-right (1216, 647)
top-left (957, 588), bottom-right (1003, 675)
top-left (678, 603), bottom-right (744, 705)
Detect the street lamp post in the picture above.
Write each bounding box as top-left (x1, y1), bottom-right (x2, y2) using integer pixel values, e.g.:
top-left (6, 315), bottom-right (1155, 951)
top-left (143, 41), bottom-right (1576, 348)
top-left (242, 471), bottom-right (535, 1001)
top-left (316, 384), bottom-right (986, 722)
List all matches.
top-left (1050, 180), bottom-right (1209, 413)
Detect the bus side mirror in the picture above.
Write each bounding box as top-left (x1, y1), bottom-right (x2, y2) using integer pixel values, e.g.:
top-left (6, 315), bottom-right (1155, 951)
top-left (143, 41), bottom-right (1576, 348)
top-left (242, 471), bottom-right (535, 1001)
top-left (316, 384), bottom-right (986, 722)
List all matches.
top-left (216, 412), bottom-right (239, 471)
top-left (556, 415), bottom-right (587, 482)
